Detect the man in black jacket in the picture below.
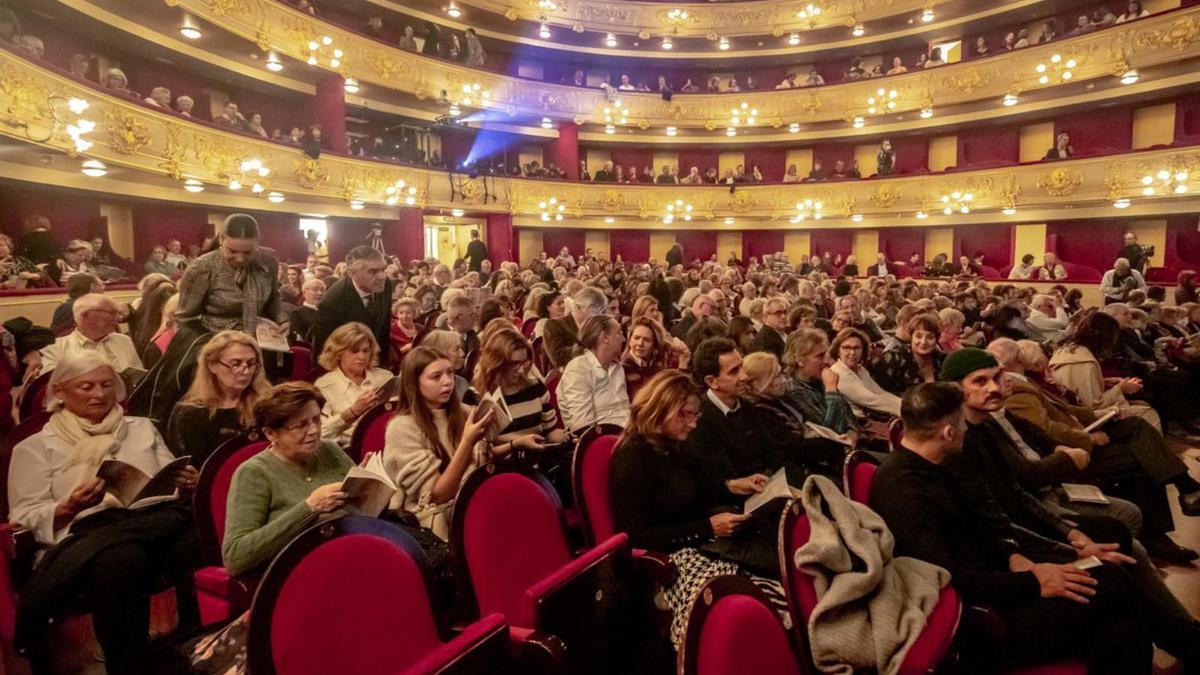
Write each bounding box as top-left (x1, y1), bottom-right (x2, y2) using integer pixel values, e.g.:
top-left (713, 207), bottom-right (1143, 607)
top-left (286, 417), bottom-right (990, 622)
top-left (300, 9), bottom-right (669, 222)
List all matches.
top-left (749, 296), bottom-right (787, 358)
top-left (464, 230), bottom-right (489, 272)
top-left (872, 382), bottom-right (1200, 674)
top-left (313, 245), bottom-right (393, 359)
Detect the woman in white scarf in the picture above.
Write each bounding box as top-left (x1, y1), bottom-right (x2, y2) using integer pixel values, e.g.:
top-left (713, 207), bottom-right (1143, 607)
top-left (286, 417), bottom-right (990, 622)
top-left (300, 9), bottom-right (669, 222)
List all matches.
top-left (8, 352), bottom-right (200, 673)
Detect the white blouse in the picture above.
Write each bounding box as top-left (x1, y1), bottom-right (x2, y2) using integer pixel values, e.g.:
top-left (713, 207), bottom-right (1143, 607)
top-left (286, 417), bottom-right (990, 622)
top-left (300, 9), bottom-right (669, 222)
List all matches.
top-left (8, 417), bottom-right (175, 546)
top-left (831, 361), bottom-right (902, 418)
top-left (316, 366), bottom-right (394, 447)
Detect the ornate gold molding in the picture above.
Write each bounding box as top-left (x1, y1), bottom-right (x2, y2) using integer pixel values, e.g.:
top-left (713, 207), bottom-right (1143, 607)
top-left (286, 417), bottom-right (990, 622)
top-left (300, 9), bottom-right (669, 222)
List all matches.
top-left (169, 1), bottom-right (1200, 129)
top-left (1, 49), bottom-right (1197, 224)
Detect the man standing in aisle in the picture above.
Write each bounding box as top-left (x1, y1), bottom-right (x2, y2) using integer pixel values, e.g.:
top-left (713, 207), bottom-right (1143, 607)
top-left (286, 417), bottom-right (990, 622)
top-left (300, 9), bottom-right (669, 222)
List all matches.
top-left (464, 230), bottom-right (489, 272)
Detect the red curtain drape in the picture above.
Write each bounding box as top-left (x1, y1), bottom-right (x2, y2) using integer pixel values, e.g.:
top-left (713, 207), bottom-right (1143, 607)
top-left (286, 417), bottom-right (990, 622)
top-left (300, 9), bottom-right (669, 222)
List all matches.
top-left (1175, 94), bottom-right (1200, 142)
top-left (1045, 220), bottom-right (1126, 271)
top-left (956, 126), bottom-right (1019, 168)
top-left (0, 184), bottom-right (101, 245)
top-left (812, 143), bottom-right (855, 171)
top-left (485, 212), bottom-right (513, 264)
top-left (675, 231), bottom-right (717, 263)
top-left (953, 223), bottom-right (1013, 269)
top-left (610, 230), bottom-right (650, 262)
top-left (610, 148), bottom-right (655, 176)
top-left (878, 227), bottom-right (926, 262)
top-left (1166, 214), bottom-right (1200, 268)
top-left (393, 208), bottom-right (426, 264)
top-left (677, 148), bottom-right (720, 176)
top-left (892, 136), bottom-right (930, 174)
top-left (810, 230), bottom-right (853, 258)
top-left (542, 229), bottom-right (586, 258)
top-left (742, 230), bottom-right (785, 262)
top-left (1055, 107), bottom-right (1132, 156)
top-left (549, 123), bottom-right (579, 179)
top-left (744, 147), bottom-right (786, 182)
top-left (130, 204), bottom-right (210, 261)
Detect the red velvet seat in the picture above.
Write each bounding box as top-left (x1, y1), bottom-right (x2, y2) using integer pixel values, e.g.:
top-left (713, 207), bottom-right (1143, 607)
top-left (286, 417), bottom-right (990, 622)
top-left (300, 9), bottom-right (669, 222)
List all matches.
top-left (347, 401), bottom-right (397, 464)
top-left (544, 367), bottom-right (564, 429)
top-left (779, 501), bottom-right (961, 675)
top-left (886, 418), bottom-right (904, 452)
top-left (678, 575), bottom-right (803, 675)
top-left (246, 516), bottom-right (509, 675)
top-left (1057, 261), bottom-right (1103, 282)
top-left (532, 335), bottom-right (551, 375)
top-left (287, 345), bottom-right (312, 382)
top-left (17, 371), bottom-right (50, 421)
top-left (521, 317), bottom-right (538, 339)
top-left (451, 465), bottom-right (632, 666)
top-left (193, 431), bottom-right (269, 625)
top-left (0, 411), bottom-right (51, 652)
top-left (841, 451), bottom-right (879, 506)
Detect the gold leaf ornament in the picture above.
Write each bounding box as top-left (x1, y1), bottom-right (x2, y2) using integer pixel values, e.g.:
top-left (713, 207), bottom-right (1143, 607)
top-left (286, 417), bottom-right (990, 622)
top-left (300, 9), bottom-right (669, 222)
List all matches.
top-left (292, 157), bottom-right (329, 189)
top-left (868, 184), bottom-right (902, 208)
top-left (1036, 167), bottom-right (1083, 196)
top-left (105, 109), bottom-right (152, 155)
top-left (1135, 17), bottom-right (1200, 50)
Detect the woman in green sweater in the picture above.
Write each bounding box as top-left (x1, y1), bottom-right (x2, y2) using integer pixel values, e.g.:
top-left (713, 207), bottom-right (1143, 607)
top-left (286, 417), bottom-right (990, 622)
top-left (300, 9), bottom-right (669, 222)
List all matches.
top-left (222, 381), bottom-right (353, 577)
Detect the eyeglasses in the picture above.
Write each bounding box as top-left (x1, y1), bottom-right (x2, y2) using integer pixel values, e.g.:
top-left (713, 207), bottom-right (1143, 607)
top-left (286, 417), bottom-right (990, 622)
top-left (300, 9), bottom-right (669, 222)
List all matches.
top-left (218, 359), bottom-right (260, 373)
top-left (281, 416), bottom-right (321, 433)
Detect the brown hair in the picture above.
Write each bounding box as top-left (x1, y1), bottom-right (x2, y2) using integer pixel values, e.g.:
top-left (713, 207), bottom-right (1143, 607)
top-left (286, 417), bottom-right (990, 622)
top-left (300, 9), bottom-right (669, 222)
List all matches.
top-left (472, 327), bottom-right (533, 393)
top-left (906, 314), bottom-right (941, 339)
top-left (829, 327), bottom-right (871, 361)
top-left (625, 317), bottom-right (668, 367)
top-left (782, 328), bottom-right (829, 374)
top-left (254, 381), bottom-right (326, 430)
top-left (579, 314), bottom-right (619, 349)
top-left (620, 369), bottom-right (698, 448)
top-left (398, 346), bottom-right (466, 463)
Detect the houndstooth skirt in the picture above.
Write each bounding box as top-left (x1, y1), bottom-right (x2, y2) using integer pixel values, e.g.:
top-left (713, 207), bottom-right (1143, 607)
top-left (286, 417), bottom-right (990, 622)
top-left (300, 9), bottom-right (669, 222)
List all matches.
top-left (665, 548), bottom-right (790, 647)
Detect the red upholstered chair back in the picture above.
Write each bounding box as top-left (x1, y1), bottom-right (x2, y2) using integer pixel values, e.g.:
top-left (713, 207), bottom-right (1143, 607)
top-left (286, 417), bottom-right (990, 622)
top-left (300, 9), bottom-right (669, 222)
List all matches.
top-left (521, 317), bottom-right (538, 339)
top-left (841, 451), bottom-right (879, 506)
top-left (194, 432), bottom-right (269, 564)
top-left (18, 371), bottom-right (51, 421)
top-left (347, 401), bottom-right (397, 464)
top-left (679, 575), bottom-right (803, 675)
top-left (246, 517), bottom-right (465, 675)
top-left (886, 418), bottom-right (904, 452)
top-left (0, 411), bottom-right (50, 520)
top-left (288, 345), bottom-right (311, 381)
top-left (570, 427), bottom-right (624, 546)
top-left (779, 502), bottom-right (821, 629)
top-left (453, 467), bottom-right (572, 625)
top-left (544, 368), bottom-right (564, 428)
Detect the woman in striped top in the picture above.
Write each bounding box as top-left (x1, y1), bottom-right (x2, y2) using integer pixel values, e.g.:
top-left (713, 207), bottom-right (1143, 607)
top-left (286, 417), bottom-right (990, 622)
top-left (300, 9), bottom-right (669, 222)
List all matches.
top-left (471, 327), bottom-right (566, 448)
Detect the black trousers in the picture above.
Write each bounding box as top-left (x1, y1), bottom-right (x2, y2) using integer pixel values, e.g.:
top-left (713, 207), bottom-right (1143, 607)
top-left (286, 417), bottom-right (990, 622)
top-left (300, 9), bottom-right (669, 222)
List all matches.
top-left (20, 505), bottom-right (201, 675)
top-left (1088, 417), bottom-right (1185, 536)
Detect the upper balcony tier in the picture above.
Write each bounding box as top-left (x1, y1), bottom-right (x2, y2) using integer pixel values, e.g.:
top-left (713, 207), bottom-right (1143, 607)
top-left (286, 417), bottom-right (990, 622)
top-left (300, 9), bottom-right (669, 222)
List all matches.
top-left (3, 45), bottom-right (1198, 228)
top-left (91, 0), bottom-right (1200, 136)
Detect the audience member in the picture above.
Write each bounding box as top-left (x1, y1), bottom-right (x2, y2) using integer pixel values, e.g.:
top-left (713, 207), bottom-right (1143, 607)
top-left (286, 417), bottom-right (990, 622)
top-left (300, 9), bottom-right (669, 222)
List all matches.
top-left (828, 327), bottom-right (900, 417)
top-left (558, 314), bottom-right (629, 432)
top-left (313, 245), bottom-right (392, 358)
top-left (37, 293), bottom-right (141, 376)
top-left (315, 322), bottom-right (392, 447)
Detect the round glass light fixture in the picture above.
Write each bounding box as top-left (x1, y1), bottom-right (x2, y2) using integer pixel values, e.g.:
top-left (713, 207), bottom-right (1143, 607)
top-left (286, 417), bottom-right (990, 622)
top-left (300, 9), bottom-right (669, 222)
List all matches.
top-left (179, 19), bottom-right (202, 40)
top-left (1120, 68), bottom-right (1139, 85)
top-left (265, 54), bottom-right (283, 72)
top-left (183, 178), bottom-right (204, 193)
top-left (446, 3), bottom-right (462, 18)
top-left (665, 126), bottom-right (677, 136)
top-left (850, 213), bottom-right (863, 222)
top-left (920, 107), bottom-right (934, 119)
top-left (851, 24), bottom-right (865, 37)
top-left (661, 36), bottom-right (673, 50)
top-left (267, 191), bottom-right (285, 203)
top-left (449, 104), bottom-right (462, 117)
top-left (451, 208), bottom-right (465, 217)
top-left (538, 24), bottom-right (551, 39)
top-left (915, 210), bottom-right (928, 219)
top-left (350, 200), bottom-right (365, 210)
top-left (788, 33), bottom-right (800, 46)
top-left (718, 36), bottom-right (730, 50)
top-left (605, 33), bottom-right (617, 48)
top-left (1002, 93), bottom-right (1019, 107)
top-left (852, 116), bottom-right (865, 129)
top-left (604, 124), bottom-right (615, 135)
top-left (789, 123), bottom-right (800, 133)
top-left (921, 8), bottom-right (934, 22)
top-left (541, 117), bottom-right (553, 129)
top-left (604, 216), bottom-right (615, 224)
top-left (80, 159), bottom-right (107, 177)
top-left (1002, 207), bottom-right (1017, 216)
top-left (725, 127), bottom-right (737, 137)
top-left (343, 78), bottom-right (360, 94)
top-left (1112, 198), bottom-right (1131, 209)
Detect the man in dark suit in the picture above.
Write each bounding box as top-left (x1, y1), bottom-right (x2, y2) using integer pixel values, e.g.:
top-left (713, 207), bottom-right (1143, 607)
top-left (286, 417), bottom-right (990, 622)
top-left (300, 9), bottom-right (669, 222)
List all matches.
top-left (749, 296), bottom-right (787, 358)
top-left (464, 230), bottom-right (489, 272)
top-left (313, 245), bottom-right (393, 360)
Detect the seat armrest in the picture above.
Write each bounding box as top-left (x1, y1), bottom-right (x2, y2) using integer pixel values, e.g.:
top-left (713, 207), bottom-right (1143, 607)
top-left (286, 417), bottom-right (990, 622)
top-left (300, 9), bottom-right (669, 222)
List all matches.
top-left (409, 613), bottom-right (510, 674)
top-left (0, 523), bottom-right (39, 588)
top-left (508, 627), bottom-right (567, 673)
top-left (963, 604), bottom-right (1006, 642)
top-left (519, 534), bottom-right (630, 627)
top-left (632, 548), bottom-right (677, 586)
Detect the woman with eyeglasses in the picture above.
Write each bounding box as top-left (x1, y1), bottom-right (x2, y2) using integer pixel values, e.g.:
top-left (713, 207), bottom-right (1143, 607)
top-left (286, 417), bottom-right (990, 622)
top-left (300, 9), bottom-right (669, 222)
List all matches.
top-left (167, 330), bottom-right (271, 467)
top-left (315, 322), bottom-right (392, 448)
top-left (827, 327), bottom-right (901, 418)
top-left (222, 381), bottom-right (354, 578)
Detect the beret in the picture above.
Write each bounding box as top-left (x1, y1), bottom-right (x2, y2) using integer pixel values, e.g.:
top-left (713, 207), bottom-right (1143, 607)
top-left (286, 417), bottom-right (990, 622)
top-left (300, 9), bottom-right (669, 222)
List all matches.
top-left (938, 347), bottom-right (999, 382)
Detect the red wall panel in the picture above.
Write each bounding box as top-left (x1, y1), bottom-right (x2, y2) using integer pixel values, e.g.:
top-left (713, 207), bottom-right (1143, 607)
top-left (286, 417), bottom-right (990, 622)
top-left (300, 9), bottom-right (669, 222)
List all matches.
top-left (956, 126), bottom-right (1019, 168)
top-left (1045, 220), bottom-right (1125, 271)
top-left (742, 230), bottom-right (785, 263)
top-left (130, 204), bottom-right (210, 261)
top-left (1054, 106), bottom-right (1133, 156)
top-left (1166, 214), bottom-right (1200, 268)
top-left (810, 229), bottom-right (853, 258)
top-left (744, 147), bottom-right (787, 183)
top-left (485, 212), bottom-right (513, 264)
top-left (610, 230), bottom-right (650, 263)
top-left (675, 230), bottom-right (717, 263)
top-left (953, 223), bottom-right (1013, 270)
top-left (542, 228), bottom-right (586, 258)
top-left (878, 227), bottom-right (926, 263)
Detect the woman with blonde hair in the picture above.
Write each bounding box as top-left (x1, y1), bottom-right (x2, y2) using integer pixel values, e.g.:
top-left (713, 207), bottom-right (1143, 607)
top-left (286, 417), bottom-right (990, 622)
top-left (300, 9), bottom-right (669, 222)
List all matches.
top-left (389, 297), bottom-right (420, 370)
top-left (168, 329), bottom-right (271, 466)
top-left (622, 316), bottom-right (672, 400)
top-left (315, 322), bottom-right (393, 448)
top-left (420, 329), bottom-right (470, 400)
top-left (631, 295), bottom-right (665, 327)
top-left (11, 353), bottom-right (199, 671)
top-left (611, 369), bottom-right (777, 646)
top-left (383, 346), bottom-right (509, 538)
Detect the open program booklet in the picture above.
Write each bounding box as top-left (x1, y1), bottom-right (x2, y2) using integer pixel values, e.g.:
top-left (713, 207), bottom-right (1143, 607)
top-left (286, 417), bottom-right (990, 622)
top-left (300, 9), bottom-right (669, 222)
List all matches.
top-left (1061, 482), bottom-right (1111, 504)
top-left (744, 468), bottom-right (799, 516)
top-left (473, 387), bottom-right (513, 440)
top-left (341, 452), bottom-right (399, 518)
top-left (96, 456), bottom-right (191, 508)
top-left (255, 319), bottom-right (291, 353)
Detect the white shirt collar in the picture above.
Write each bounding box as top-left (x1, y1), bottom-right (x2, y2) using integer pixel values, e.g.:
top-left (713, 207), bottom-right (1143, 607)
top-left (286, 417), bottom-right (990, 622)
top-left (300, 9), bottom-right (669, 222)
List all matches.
top-left (72, 330), bottom-right (112, 347)
top-left (706, 388), bottom-right (739, 415)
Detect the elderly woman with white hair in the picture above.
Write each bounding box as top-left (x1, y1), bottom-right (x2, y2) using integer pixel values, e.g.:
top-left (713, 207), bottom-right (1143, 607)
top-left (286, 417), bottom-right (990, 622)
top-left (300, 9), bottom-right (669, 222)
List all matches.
top-left (8, 352), bottom-right (200, 672)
